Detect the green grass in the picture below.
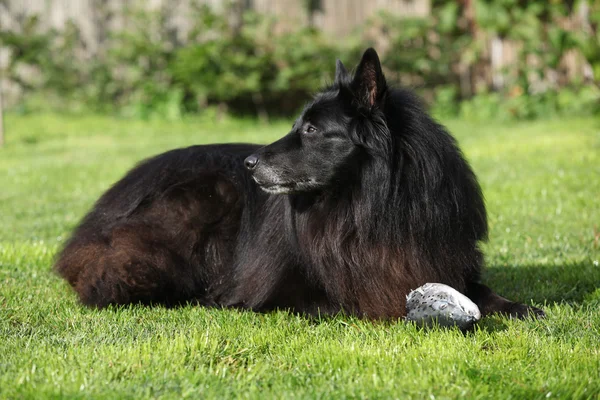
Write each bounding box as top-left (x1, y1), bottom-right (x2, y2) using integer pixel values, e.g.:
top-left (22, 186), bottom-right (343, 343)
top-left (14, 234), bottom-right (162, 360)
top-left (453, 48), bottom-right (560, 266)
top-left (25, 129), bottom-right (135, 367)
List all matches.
top-left (1, 113), bottom-right (599, 399)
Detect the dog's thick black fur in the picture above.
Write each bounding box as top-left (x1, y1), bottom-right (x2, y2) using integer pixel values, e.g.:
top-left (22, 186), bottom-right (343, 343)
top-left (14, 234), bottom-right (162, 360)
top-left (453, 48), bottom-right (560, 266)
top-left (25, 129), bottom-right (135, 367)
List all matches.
top-left (55, 49), bottom-right (543, 319)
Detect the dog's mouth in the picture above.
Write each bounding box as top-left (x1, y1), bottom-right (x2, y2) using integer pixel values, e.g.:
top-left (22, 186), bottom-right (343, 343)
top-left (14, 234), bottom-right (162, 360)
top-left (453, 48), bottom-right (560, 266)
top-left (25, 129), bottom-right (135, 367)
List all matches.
top-left (260, 183), bottom-right (296, 194)
top-left (253, 177), bottom-right (317, 194)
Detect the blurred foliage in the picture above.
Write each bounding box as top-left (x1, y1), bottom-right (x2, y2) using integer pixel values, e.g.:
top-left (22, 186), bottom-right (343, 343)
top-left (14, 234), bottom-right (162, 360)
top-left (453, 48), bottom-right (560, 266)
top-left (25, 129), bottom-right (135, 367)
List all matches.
top-left (0, 0), bottom-right (598, 120)
top-left (373, 0), bottom-right (600, 119)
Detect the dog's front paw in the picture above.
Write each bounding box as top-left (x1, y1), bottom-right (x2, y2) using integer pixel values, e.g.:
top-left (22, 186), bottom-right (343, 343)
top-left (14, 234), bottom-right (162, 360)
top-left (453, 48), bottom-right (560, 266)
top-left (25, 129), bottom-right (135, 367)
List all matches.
top-left (507, 303), bottom-right (545, 319)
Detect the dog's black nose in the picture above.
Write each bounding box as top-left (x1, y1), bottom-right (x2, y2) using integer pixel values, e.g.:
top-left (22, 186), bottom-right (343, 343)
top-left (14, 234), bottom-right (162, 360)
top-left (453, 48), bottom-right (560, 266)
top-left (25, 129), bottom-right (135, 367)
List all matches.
top-left (244, 154), bottom-right (259, 170)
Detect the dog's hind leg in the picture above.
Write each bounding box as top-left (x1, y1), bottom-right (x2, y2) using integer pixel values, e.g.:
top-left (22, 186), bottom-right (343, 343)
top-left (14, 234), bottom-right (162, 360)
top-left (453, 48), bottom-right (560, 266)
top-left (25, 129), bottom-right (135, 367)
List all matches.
top-left (466, 282), bottom-right (545, 319)
top-left (56, 222), bottom-right (201, 308)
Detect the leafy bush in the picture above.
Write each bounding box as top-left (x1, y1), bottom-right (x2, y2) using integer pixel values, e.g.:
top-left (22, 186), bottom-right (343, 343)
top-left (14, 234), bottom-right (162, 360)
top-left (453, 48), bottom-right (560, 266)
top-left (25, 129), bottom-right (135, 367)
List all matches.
top-left (458, 86), bottom-right (600, 121)
top-left (171, 8), bottom-right (343, 118)
top-left (1, 1), bottom-right (599, 120)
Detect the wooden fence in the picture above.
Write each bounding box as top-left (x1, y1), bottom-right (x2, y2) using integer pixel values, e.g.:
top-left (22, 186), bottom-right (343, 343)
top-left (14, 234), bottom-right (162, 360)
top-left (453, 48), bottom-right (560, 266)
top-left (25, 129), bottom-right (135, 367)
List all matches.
top-left (1, 0), bottom-right (431, 51)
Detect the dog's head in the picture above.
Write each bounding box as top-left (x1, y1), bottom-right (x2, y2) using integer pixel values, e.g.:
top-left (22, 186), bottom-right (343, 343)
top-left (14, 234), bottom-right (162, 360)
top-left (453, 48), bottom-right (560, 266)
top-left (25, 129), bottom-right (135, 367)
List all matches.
top-left (245, 48), bottom-right (389, 194)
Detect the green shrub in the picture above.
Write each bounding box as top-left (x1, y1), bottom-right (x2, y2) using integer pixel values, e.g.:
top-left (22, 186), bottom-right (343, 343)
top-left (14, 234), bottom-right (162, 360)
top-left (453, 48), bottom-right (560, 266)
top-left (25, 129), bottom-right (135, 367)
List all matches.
top-left (456, 86), bottom-right (600, 121)
top-left (1, 1), bottom-right (599, 120)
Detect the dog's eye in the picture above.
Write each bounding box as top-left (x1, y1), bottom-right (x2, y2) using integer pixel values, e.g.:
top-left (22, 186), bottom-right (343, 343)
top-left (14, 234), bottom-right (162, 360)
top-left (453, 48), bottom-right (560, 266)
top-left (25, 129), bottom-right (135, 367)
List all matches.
top-left (304, 126), bottom-right (317, 134)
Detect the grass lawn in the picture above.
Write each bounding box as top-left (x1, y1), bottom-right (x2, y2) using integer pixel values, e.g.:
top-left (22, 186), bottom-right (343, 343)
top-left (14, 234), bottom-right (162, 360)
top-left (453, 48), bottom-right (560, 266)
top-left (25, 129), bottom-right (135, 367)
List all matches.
top-left (1, 113), bottom-right (599, 399)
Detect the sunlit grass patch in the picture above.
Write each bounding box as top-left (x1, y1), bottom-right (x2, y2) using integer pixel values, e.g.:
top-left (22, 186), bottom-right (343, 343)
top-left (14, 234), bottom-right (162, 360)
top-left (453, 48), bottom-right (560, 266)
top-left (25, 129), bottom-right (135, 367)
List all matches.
top-left (1, 114), bottom-right (599, 399)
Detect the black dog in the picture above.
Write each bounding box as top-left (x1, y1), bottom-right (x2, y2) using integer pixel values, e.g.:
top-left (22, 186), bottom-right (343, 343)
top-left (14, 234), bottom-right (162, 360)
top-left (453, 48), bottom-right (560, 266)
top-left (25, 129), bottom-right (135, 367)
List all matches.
top-left (55, 48), bottom-right (543, 319)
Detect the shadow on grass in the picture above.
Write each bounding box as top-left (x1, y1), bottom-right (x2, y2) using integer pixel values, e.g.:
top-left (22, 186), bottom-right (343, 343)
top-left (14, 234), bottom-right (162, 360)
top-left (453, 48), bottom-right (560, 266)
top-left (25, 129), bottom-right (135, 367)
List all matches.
top-left (483, 261), bottom-right (600, 306)
top-left (52, 260), bottom-right (598, 336)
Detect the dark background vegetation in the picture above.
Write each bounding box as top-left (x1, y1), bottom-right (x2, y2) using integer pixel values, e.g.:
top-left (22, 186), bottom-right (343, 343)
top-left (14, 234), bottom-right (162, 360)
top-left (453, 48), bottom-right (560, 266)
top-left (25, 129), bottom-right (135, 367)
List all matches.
top-left (1, 0), bottom-right (599, 122)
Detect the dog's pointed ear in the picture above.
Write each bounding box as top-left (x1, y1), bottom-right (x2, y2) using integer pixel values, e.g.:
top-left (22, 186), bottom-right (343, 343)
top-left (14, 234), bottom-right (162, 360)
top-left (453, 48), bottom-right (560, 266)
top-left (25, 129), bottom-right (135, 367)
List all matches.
top-left (335, 59), bottom-right (349, 83)
top-left (352, 48), bottom-right (387, 107)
